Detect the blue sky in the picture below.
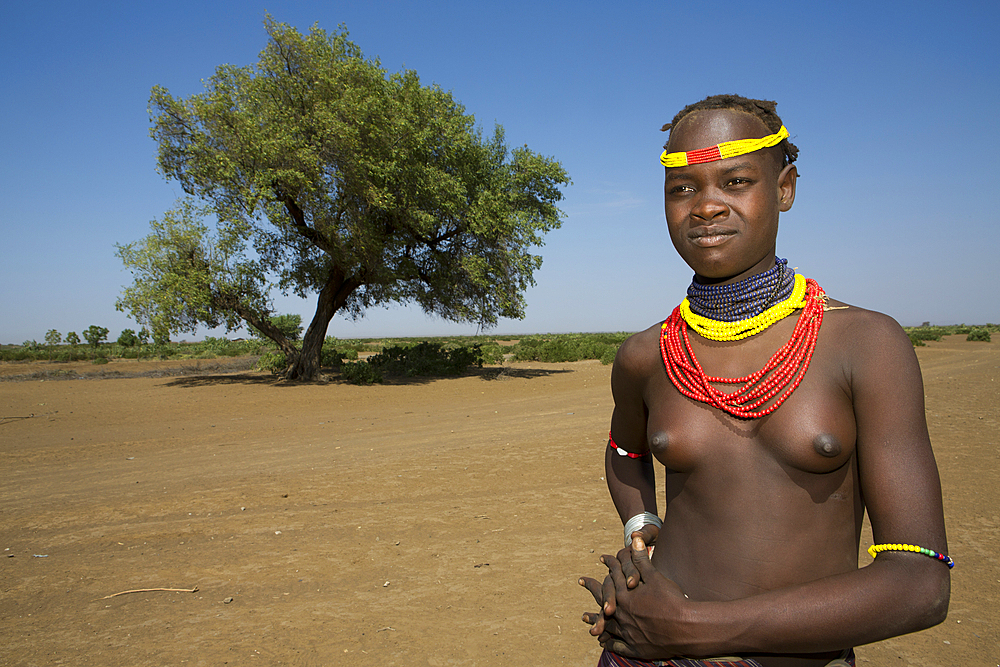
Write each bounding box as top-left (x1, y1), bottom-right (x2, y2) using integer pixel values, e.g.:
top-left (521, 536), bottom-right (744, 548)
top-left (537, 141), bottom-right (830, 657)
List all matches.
top-left (2, 0), bottom-right (998, 344)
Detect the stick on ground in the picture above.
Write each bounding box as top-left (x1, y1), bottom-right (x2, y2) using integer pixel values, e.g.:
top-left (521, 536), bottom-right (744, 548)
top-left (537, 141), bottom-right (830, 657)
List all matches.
top-left (97, 586), bottom-right (199, 600)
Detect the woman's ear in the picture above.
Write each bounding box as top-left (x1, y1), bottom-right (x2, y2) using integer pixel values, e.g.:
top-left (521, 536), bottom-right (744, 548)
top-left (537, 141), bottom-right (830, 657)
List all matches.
top-left (777, 164), bottom-right (797, 212)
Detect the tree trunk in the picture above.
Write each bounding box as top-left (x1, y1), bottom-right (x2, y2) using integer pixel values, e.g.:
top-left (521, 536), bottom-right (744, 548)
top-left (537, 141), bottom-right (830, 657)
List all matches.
top-left (284, 266), bottom-right (361, 381)
top-left (230, 301), bottom-right (300, 365)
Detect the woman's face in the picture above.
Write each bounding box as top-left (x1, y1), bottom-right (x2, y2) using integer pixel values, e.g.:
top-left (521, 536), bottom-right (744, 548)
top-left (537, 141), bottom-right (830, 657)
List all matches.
top-left (663, 108), bottom-right (796, 284)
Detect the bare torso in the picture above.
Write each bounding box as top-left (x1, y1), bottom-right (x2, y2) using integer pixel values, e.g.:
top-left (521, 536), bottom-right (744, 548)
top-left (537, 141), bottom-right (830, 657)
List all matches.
top-left (635, 299), bottom-right (867, 665)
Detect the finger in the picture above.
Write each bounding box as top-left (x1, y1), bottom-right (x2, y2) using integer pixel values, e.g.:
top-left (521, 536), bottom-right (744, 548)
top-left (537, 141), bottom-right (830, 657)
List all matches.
top-left (604, 550), bottom-right (628, 592)
top-left (582, 610), bottom-right (607, 635)
top-left (579, 576), bottom-right (604, 606)
top-left (630, 538), bottom-right (658, 580)
top-left (600, 636), bottom-right (638, 658)
top-left (589, 611), bottom-right (607, 636)
top-left (618, 545), bottom-right (640, 589)
top-left (637, 523), bottom-right (659, 546)
top-left (601, 573), bottom-right (616, 616)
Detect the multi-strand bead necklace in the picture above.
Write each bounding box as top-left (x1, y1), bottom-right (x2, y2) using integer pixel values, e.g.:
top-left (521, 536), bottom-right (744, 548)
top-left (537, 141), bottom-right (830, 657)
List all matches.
top-left (661, 258), bottom-right (827, 419)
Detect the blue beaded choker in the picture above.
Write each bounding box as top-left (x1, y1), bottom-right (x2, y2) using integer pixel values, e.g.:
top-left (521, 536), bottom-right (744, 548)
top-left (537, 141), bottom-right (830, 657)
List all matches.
top-left (687, 257), bottom-right (796, 322)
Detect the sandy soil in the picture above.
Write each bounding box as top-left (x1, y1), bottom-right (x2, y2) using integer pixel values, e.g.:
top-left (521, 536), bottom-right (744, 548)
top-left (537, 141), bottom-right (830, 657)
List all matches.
top-left (1, 336), bottom-right (996, 666)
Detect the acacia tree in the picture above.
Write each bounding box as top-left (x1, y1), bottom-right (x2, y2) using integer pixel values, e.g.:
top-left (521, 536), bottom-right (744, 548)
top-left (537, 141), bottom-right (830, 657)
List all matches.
top-left (83, 325), bottom-right (109, 348)
top-left (116, 18), bottom-right (569, 380)
top-left (44, 330), bottom-right (61, 361)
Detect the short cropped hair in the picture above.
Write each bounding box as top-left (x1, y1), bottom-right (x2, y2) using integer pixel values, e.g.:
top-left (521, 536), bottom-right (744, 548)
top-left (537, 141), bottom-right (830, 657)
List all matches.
top-left (662, 94), bottom-right (799, 167)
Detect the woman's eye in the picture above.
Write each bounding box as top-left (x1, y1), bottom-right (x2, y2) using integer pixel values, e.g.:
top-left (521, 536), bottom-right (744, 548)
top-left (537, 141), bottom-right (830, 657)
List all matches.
top-left (669, 185), bottom-right (694, 194)
top-left (727, 177), bottom-right (752, 187)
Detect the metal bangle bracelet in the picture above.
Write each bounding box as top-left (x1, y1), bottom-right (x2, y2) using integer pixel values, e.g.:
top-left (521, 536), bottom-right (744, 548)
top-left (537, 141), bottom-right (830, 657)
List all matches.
top-left (623, 512), bottom-right (662, 547)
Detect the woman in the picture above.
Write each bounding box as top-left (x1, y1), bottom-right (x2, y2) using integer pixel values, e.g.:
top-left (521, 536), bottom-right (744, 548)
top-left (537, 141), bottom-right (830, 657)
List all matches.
top-left (579, 95), bottom-right (950, 667)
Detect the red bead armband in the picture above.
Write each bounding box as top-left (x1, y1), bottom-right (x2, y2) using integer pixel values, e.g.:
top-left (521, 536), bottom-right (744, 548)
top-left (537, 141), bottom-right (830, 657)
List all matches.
top-left (608, 432), bottom-right (649, 459)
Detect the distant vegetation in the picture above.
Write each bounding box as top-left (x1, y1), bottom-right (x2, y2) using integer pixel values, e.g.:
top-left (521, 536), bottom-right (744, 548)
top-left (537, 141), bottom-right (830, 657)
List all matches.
top-left (5, 325), bottom-right (994, 383)
top-left (1, 331), bottom-right (631, 384)
top-left (903, 324), bottom-right (997, 346)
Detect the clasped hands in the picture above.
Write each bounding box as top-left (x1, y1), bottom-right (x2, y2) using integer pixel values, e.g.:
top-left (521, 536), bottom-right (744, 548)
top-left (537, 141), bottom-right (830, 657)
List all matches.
top-left (579, 525), bottom-right (688, 660)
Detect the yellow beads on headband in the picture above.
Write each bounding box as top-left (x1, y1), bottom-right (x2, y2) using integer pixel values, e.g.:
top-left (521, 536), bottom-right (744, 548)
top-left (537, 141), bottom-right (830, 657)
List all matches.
top-left (661, 126), bottom-right (789, 168)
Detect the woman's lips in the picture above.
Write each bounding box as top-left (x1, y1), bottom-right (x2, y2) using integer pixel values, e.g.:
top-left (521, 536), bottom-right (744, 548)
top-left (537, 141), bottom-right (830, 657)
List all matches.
top-left (688, 227), bottom-right (736, 247)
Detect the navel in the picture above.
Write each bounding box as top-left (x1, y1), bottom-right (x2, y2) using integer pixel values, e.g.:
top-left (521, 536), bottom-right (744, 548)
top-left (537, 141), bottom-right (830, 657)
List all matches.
top-left (813, 433), bottom-right (842, 458)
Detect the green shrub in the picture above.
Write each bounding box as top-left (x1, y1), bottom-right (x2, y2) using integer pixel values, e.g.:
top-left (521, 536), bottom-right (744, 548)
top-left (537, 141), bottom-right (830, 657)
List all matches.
top-left (198, 336), bottom-right (251, 357)
top-left (509, 333), bottom-right (627, 365)
top-left (599, 346), bottom-right (618, 365)
top-left (367, 341), bottom-right (482, 377)
top-left (340, 360), bottom-right (383, 385)
top-left (152, 344), bottom-right (179, 359)
top-left (320, 347), bottom-right (346, 368)
top-left (0, 348), bottom-right (33, 362)
top-left (907, 333), bottom-right (926, 347)
top-left (967, 328), bottom-right (991, 342)
top-left (478, 342), bottom-right (505, 365)
top-left (117, 329), bottom-right (139, 347)
top-left (256, 351), bottom-right (287, 374)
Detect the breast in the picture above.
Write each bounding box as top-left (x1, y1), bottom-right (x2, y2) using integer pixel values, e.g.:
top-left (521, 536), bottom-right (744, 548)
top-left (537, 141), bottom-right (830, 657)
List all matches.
top-left (645, 374), bottom-right (857, 476)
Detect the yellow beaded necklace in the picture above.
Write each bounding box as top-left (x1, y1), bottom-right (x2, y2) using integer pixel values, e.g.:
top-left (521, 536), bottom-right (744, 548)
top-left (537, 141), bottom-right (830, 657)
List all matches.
top-left (679, 273), bottom-right (808, 341)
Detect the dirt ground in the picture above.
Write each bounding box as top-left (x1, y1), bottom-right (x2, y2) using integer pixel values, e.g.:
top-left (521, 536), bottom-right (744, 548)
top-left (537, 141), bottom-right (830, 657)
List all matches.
top-left (1, 335), bottom-right (997, 666)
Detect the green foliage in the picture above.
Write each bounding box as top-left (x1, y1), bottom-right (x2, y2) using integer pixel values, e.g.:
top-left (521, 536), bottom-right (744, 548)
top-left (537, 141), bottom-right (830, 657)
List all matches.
top-left (907, 329), bottom-right (943, 342)
top-left (124, 17), bottom-right (569, 381)
top-left (116, 199), bottom-right (265, 343)
top-left (45, 330), bottom-right (62, 347)
top-left (65, 331), bottom-right (80, 346)
top-left (904, 324), bottom-right (1000, 346)
top-left (478, 342), bottom-right (505, 365)
top-left (256, 351), bottom-right (287, 374)
top-left (333, 340), bottom-right (487, 384)
top-left (22, 339), bottom-right (41, 351)
top-left (152, 328), bottom-right (170, 346)
top-left (117, 329), bottom-right (140, 347)
top-left (250, 314), bottom-right (303, 341)
top-left (320, 343), bottom-right (346, 368)
top-left (510, 332), bottom-right (629, 365)
top-left (340, 360), bottom-right (383, 385)
top-left (83, 325), bottom-right (109, 347)
top-left (967, 328), bottom-right (991, 342)
top-left (366, 341), bottom-right (483, 378)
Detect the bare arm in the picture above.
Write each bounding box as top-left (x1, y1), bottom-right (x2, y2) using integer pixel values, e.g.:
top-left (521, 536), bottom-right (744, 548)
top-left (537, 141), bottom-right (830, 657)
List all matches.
top-left (581, 331), bottom-right (664, 634)
top-left (590, 313), bottom-right (950, 658)
top-left (606, 332), bottom-right (658, 532)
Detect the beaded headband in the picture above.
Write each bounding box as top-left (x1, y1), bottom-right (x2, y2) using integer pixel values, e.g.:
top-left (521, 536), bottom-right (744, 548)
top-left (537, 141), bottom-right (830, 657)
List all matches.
top-left (660, 125), bottom-right (789, 168)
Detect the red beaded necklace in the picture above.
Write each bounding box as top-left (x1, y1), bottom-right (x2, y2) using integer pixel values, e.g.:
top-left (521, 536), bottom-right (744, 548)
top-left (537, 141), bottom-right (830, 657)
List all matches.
top-left (660, 278), bottom-right (826, 419)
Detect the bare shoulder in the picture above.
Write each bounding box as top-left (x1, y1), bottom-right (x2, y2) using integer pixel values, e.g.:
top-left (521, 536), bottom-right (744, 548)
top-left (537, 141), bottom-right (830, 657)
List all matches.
top-left (820, 296), bottom-right (917, 371)
top-left (614, 322), bottom-right (664, 381)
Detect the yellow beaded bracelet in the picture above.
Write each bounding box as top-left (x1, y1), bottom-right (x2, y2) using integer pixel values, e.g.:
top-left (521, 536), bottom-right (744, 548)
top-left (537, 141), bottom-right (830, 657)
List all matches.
top-left (868, 543), bottom-right (954, 568)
